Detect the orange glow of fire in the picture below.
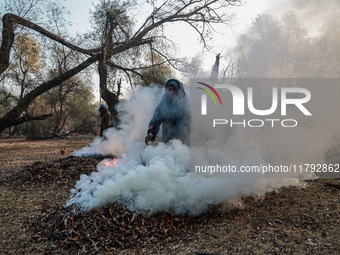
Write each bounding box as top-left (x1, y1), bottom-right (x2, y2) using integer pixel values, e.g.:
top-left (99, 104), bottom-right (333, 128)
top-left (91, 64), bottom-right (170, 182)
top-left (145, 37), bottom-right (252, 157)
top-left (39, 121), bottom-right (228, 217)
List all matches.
top-left (100, 154), bottom-right (125, 169)
top-left (103, 158), bottom-right (118, 168)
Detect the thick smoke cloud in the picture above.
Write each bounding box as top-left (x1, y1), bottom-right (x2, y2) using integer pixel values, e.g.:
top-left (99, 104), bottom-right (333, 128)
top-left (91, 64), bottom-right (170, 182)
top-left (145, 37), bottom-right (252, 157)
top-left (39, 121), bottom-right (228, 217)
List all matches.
top-left (67, 84), bottom-right (311, 215)
top-left (65, 1), bottom-right (340, 215)
top-left (231, 0), bottom-right (340, 171)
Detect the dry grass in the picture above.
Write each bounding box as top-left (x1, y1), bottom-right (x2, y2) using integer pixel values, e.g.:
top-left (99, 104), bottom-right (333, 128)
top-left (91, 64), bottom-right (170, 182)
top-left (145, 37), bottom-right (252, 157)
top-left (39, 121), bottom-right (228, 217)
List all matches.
top-left (0, 135), bottom-right (92, 178)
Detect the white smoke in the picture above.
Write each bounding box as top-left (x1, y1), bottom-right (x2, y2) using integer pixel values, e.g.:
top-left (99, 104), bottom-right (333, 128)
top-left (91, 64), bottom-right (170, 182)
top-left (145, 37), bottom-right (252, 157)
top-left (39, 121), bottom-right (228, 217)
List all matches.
top-left (266, 0), bottom-right (340, 36)
top-left (67, 84), bottom-right (313, 215)
top-left (73, 85), bottom-right (161, 157)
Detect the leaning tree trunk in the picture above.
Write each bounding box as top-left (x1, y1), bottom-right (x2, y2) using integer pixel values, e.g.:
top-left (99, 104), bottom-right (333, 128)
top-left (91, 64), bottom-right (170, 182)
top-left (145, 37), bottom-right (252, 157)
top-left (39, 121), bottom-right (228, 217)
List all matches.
top-left (0, 54), bottom-right (100, 132)
top-left (0, 13), bottom-right (101, 132)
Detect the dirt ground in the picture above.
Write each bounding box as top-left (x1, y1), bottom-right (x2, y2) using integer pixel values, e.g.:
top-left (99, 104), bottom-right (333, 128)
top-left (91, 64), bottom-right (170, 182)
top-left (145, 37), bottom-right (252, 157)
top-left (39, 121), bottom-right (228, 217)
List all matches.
top-left (0, 135), bottom-right (93, 254)
top-left (0, 135), bottom-right (339, 254)
top-left (0, 135), bottom-right (93, 179)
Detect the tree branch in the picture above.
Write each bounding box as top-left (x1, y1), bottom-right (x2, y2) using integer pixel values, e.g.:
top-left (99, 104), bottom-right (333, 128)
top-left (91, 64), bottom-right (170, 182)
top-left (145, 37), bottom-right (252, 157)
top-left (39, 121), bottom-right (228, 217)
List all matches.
top-left (0, 54), bottom-right (101, 132)
top-left (4, 113), bottom-right (53, 127)
top-left (0, 13), bottom-right (100, 75)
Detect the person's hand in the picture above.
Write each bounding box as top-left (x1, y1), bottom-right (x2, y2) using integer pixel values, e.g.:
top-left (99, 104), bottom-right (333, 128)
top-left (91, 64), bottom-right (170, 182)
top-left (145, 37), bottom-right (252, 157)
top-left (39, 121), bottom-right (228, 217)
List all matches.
top-left (145, 133), bottom-right (155, 145)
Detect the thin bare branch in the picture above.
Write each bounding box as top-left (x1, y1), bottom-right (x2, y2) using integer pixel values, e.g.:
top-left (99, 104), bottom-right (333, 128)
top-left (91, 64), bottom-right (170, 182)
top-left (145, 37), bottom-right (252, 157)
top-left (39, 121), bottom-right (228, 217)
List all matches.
top-left (0, 13), bottom-right (100, 74)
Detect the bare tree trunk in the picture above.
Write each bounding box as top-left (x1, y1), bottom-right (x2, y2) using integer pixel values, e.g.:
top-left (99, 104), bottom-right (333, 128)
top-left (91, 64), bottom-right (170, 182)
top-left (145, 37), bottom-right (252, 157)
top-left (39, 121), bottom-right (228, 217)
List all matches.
top-left (98, 50), bottom-right (119, 125)
top-left (210, 53), bottom-right (220, 79)
top-left (58, 113), bottom-right (69, 135)
top-left (0, 14), bottom-right (15, 74)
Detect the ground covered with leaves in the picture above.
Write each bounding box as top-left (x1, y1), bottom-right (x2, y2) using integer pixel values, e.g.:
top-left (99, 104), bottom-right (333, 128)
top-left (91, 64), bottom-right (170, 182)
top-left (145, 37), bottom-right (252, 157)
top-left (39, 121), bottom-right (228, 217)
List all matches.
top-left (0, 136), bottom-right (339, 254)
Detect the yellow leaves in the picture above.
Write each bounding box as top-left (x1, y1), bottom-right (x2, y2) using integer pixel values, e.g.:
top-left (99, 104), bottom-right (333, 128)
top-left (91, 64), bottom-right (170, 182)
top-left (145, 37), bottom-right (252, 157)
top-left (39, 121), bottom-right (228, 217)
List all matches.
top-left (15, 33), bottom-right (41, 73)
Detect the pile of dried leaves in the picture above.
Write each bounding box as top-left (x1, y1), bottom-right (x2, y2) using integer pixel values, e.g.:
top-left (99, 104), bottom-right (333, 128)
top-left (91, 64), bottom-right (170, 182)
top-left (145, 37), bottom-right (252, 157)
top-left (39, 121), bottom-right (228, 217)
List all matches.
top-left (3, 155), bottom-right (226, 253)
top-left (27, 202), bottom-right (225, 253)
top-left (2, 151), bottom-right (339, 254)
top-left (0, 156), bottom-right (100, 188)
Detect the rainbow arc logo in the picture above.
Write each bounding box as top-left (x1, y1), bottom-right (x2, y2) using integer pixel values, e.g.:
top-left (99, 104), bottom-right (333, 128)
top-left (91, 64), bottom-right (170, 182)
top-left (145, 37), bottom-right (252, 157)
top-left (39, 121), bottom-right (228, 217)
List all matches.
top-left (196, 82), bottom-right (222, 116)
top-left (196, 82), bottom-right (222, 106)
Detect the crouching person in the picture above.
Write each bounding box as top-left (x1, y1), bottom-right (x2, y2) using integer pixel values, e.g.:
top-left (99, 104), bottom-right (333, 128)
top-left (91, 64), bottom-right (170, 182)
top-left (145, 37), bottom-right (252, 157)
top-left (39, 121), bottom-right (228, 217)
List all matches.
top-left (145, 79), bottom-right (190, 145)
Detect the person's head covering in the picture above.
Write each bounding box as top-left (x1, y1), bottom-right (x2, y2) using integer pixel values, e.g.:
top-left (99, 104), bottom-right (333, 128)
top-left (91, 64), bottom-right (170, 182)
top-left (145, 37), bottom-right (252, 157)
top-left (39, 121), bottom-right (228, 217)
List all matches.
top-left (164, 79), bottom-right (186, 100)
top-left (99, 104), bottom-right (107, 112)
top-left (153, 78), bottom-right (189, 119)
top-left (99, 104), bottom-right (108, 117)
top-left (165, 79), bottom-right (181, 90)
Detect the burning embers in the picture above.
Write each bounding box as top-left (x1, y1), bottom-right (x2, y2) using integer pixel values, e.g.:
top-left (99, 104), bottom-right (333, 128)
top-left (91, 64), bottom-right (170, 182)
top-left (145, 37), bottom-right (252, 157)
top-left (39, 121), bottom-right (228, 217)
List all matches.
top-left (98, 154), bottom-right (125, 169)
top-left (99, 158), bottom-right (118, 168)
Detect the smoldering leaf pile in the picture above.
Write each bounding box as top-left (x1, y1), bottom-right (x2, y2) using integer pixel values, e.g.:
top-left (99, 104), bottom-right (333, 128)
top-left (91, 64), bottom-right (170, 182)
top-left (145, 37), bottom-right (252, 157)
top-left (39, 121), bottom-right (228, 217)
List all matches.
top-left (28, 202), bottom-right (228, 252)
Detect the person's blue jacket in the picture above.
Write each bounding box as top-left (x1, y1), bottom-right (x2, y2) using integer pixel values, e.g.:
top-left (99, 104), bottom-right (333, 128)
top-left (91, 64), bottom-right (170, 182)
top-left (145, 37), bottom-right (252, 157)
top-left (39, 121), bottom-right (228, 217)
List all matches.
top-left (147, 79), bottom-right (190, 144)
